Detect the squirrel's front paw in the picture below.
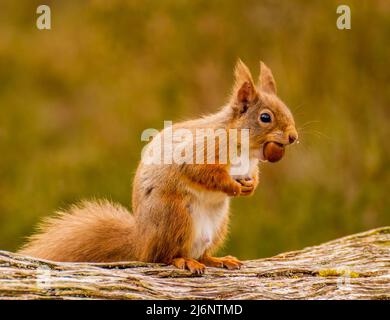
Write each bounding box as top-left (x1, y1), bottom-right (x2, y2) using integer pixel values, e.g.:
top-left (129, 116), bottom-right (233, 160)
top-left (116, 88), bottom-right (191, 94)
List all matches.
top-left (221, 180), bottom-right (241, 197)
top-left (236, 177), bottom-right (257, 196)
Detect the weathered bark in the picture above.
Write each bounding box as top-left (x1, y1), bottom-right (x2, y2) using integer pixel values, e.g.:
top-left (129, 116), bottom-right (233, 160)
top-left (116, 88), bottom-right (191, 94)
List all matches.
top-left (0, 227), bottom-right (389, 300)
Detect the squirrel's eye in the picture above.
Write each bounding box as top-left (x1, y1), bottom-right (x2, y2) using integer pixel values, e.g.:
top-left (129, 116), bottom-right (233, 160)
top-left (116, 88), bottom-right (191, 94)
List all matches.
top-left (260, 113), bottom-right (271, 123)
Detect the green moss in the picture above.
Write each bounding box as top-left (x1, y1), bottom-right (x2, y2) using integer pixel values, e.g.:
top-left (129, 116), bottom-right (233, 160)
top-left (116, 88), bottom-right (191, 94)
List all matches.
top-left (369, 227), bottom-right (390, 236)
top-left (374, 240), bottom-right (390, 247)
top-left (317, 269), bottom-right (360, 278)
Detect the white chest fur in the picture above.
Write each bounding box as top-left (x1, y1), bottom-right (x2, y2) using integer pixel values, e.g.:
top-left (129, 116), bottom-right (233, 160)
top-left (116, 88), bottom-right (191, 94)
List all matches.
top-left (188, 189), bottom-right (229, 259)
top-left (187, 158), bottom-right (258, 259)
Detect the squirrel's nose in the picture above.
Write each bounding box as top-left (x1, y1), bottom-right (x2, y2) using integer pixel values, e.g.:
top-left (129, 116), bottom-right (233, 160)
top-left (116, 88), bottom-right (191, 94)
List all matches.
top-left (288, 131), bottom-right (298, 144)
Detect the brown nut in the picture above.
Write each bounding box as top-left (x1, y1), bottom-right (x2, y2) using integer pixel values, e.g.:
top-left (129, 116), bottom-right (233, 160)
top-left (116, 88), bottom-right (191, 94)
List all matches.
top-left (263, 142), bottom-right (285, 162)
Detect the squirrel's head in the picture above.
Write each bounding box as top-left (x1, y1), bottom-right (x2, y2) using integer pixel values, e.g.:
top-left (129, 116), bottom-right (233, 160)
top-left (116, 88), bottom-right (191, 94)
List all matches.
top-left (229, 59), bottom-right (298, 162)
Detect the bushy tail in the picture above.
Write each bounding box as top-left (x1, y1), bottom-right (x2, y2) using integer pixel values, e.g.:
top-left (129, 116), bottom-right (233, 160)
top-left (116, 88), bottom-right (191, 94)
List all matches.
top-left (19, 200), bottom-right (138, 262)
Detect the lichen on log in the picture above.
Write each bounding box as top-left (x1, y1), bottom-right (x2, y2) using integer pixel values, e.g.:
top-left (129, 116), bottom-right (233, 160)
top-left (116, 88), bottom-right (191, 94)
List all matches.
top-left (0, 227), bottom-right (389, 300)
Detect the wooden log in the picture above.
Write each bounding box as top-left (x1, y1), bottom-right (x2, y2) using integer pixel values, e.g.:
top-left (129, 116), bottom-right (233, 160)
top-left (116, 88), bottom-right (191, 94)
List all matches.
top-left (0, 227), bottom-right (389, 300)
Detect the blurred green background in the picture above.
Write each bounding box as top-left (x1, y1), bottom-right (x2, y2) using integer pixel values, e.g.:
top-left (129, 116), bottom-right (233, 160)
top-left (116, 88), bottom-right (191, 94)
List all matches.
top-left (0, 0), bottom-right (389, 259)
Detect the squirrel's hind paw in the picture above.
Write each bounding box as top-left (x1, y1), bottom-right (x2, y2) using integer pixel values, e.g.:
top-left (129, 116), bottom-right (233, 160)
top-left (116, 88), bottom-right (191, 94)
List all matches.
top-left (200, 255), bottom-right (243, 270)
top-left (171, 258), bottom-right (206, 275)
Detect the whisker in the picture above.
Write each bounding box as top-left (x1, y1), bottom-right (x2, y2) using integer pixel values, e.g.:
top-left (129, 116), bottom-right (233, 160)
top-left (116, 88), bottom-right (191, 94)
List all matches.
top-left (291, 103), bottom-right (306, 114)
top-left (297, 129), bottom-right (332, 141)
top-left (298, 120), bottom-right (321, 129)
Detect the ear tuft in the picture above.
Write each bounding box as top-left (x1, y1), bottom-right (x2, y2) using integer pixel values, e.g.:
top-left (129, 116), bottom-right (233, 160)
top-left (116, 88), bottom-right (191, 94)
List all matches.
top-left (234, 59), bottom-right (253, 85)
top-left (259, 61), bottom-right (277, 94)
top-left (231, 59), bottom-right (256, 114)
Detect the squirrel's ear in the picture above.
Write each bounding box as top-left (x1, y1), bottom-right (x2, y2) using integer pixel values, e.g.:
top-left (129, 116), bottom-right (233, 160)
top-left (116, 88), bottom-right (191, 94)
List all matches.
top-left (258, 61), bottom-right (277, 95)
top-left (231, 59), bottom-right (257, 114)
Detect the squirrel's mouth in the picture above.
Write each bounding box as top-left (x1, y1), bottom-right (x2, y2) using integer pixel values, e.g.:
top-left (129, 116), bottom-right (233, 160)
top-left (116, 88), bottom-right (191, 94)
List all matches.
top-left (259, 142), bottom-right (285, 163)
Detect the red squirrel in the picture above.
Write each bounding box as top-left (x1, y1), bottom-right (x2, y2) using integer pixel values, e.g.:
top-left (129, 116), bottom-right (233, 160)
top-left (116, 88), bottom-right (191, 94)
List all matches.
top-left (19, 60), bottom-right (298, 274)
